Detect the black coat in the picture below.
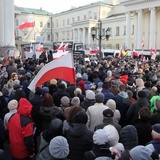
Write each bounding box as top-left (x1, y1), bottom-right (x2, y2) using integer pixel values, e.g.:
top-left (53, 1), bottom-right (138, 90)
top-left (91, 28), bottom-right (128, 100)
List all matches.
top-left (64, 123), bottom-right (93, 160)
top-left (150, 111), bottom-right (160, 125)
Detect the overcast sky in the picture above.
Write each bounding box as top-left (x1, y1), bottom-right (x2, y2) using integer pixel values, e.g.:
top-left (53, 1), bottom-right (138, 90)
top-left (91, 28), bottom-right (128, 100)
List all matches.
top-left (14, 0), bottom-right (100, 14)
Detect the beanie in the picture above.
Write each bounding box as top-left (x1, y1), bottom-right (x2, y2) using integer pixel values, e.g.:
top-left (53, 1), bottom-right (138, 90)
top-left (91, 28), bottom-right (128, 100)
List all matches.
top-left (8, 100), bottom-right (18, 110)
top-left (35, 87), bottom-right (42, 95)
top-left (152, 123), bottom-right (160, 134)
top-left (42, 87), bottom-right (49, 95)
top-left (74, 88), bottom-right (82, 95)
top-left (82, 73), bottom-right (88, 80)
top-left (71, 97), bottom-right (80, 106)
top-left (50, 79), bottom-right (57, 85)
top-left (106, 99), bottom-right (116, 112)
top-left (95, 157), bottom-right (112, 160)
top-left (107, 70), bottom-right (112, 77)
top-left (93, 129), bottom-right (108, 145)
top-left (138, 90), bottom-right (146, 98)
top-left (49, 136), bottom-right (69, 159)
top-left (73, 111), bottom-right (88, 124)
top-left (85, 90), bottom-right (95, 100)
top-left (61, 96), bottom-right (70, 106)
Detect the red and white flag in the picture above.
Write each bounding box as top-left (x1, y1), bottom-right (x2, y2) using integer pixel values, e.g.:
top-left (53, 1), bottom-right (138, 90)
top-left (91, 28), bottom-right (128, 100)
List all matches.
top-left (28, 53), bottom-right (75, 91)
top-left (64, 43), bottom-right (69, 51)
top-left (132, 49), bottom-right (139, 57)
top-left (89, 46), bottom-right (100, 54)
top-left (18, 19), bottom-right (34, 30)
top-left (141, 38), bottom-right (145, 48)
top-left (57, 42), bottom-right (64, 51)
top-left (118, 46), bottom-right (123, 58)
top-left (150, 48), bottom-right (154, 56)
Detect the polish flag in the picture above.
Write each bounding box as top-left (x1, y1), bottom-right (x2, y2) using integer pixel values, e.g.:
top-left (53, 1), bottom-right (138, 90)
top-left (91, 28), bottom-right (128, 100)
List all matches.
top-left (18, 19), bottom-right (34, 30)
top-left (150, 48), bottom-right (154, 56)
top-left (132, 50), bottom-right (139, 57)
top-left (89, 46), bottom-right (100, 54)
top-left (57, 42), bottom-right (64, 51)
top-left (118, 46), bottom-right (123, 58)
top-left (28, 53), bottom-right (75, 91)
top-left (154, 45), bottom-right (157, 54)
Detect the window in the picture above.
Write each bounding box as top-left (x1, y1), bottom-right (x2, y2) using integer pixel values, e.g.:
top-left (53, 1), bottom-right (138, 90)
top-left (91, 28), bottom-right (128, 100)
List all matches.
top-left (77, 16), bottom-right (80, 21)
top-left (72, 18), bottom-right (74, 23)
top-left (94, 13), bottom-right (97, 19)
top-left (88, 11), bottom-right (92, 19)
top-left (116, 27), bottom-right (120, 36)
top-left (116, 44), bottom-right (119, 50)
top-left (40, 22), bottom-right (43, 27)
top-left (47, 22), bottom-right (50, 28)
top-left (132, 25), bottom-right (134, 35)
top-left (47, 34), bottom-right (51, 41)
top-left (124, 26), bottom-right (126, 35)
top-left (67, 31), bottom-right (69, 40)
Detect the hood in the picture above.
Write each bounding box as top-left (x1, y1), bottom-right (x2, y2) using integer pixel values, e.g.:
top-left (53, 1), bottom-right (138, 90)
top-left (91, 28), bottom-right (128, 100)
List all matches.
top-left (18, 98), bottom-right (32, 119)
top-left (118, 91), bottom-right (129, 99)
top-left (137, 98), bottom-right (149, 107)
top-left (69, 123), bottom-right (87, 137)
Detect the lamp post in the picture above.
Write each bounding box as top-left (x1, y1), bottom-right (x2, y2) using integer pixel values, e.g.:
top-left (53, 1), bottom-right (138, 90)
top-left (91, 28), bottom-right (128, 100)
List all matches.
top-left (91, 19), bottom-right (111, 59)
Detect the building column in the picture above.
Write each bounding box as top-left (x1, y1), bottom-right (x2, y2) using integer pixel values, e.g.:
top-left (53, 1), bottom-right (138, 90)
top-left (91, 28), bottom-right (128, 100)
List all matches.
top-left (150, 7), bottom-right (156, 49)
top-left (4, 0), bottom-right (15, 47)
top-left (137, 9), bottom-right (142, 49)
top-left (88, 27), bottom-right (91, 48)
top-left (144, 11), bottom-right (150, 49)
top-left (125, 12), bottom-right (131, 49)
top-left (77, 28), bottom-right (80, 43)
top-left (83, 27), bottom-right (86, 48)
top-left (73, 29), bottom-right (76, 43)
top-left (0, 0), bottom-right (4, 47)
top-left (134, 13), bottom-right (138, 49)
top-left (157, 11), bottom-right (160, 49)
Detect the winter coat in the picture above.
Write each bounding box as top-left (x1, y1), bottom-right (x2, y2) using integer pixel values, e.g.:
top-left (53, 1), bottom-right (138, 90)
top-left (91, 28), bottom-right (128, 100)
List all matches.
top-left (113, 91), bottom-right (130, 127)
top-left (8, 98), bottom-right (34, 159)
top-left (126, 98), bottom-right (150, 125)
top-left (81, 99), bottom-right (95, 111)
top-left (150, 111), bottom-right (160, 125)
top-left (64, 123), bottom-right (93, 160)
top-left (146, 140), bottom-right (160, 154)
top-left (134, 120), bottom-right (152, 145)
top-left (86, 103), bottom-right (109, 130)
top-left (0, 119), bottom-right (6, 149)
top-left (102, 89), bottom-right (114, 104)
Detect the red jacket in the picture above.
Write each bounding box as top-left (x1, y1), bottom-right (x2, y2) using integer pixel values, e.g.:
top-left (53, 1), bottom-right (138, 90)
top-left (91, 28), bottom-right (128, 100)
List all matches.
top-left (8, 98), bottom-right (34, 159)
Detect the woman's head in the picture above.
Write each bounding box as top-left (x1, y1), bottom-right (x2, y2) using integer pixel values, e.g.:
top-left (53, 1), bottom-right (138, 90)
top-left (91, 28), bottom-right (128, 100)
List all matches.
top-left (42, 93), bottom-right (54, 106)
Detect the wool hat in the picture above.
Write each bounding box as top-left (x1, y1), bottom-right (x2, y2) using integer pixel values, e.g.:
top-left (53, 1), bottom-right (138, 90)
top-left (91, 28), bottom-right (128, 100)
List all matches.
top-left (73, 111), bottom-right (88, 124)
top-left (93, 129), bottom-right (109, 145)
top-left (82, 73), bottom-right (88, 80)
top-left (49, 136), bottom-right (69, 159)
top-left (129, 145), bottom-right (152, 160)
top-left (61, 96), bottom-right (70, 106)
top-left (58, 83), bottom-right (65, 90)
top-left (2, 88), bottom-right (9, 97)
top-left (107, 70), bottom-right (112, 77)
top-left (138, 90), bottom-right (146, 98)
top-left (74, 88), bottom-right (82, 95)
top-left (25, 72), bottom-right (31, 78)
top-left (50, 79), bottom-right (57, 85)
top-left (71, 97), bottom-right (80, 106)
top-left (8, 99), bottom-right (18, 110)
top-left (103, 109), bottom-right (114, 118)
top-left (35, 87), bottom-right (42, 95)
top-left (106, 99), bottom-right (116, 112)
top-left (152, 123), bottom-right (160, 134)
top-left (97, 82), bottom-right (103, 88)
top-left (42, 87), bottom-right (49, 95)
top-left (2, 71), bottom-right (8, 76)
top-left (95, 93), bottom-right (104, 103)
top-left (135, 78), bottom-right (144, 87)
top-left (85, 90), bottom-right (95, 100)
top-left (95, 157), bottom-right (112, 160)
top-left (13, 84), bottom-right (23, 90)
top-left (103, 125), bottom-right (119, 146)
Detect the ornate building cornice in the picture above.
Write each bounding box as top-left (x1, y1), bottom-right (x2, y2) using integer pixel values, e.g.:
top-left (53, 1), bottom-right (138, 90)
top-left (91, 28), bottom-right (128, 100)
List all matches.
top-left (120, 0), bottom-right (151, 6)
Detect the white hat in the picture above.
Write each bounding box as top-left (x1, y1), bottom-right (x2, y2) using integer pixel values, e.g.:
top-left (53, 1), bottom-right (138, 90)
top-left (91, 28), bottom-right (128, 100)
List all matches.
top-left (85, 90), bottom-right (95, 100)
top-left (8, 100), bottom-right (18, 110)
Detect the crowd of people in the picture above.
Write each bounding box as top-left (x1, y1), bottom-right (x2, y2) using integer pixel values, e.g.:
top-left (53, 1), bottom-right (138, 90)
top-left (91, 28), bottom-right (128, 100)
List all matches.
top-left (0, 55), bottom-right (160, 160)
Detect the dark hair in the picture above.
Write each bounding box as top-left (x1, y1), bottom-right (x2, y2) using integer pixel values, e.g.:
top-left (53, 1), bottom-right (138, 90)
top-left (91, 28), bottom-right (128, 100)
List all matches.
top-left (42, 93), bottom-right (54, 106)
top-left (138, 107), bottom-right (151, 122)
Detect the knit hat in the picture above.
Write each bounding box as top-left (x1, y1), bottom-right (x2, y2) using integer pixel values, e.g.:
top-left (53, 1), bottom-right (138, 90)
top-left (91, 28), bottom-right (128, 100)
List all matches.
top-left (2, 71), bottom-right (8, 77)
top-left (71, 97), bottom-right (80, 106)
top-left (50, 79), bottom-right (57, 85)
top-left (2, 88), bottom-right (9, 97)
top-left (135, 78), bottom-right (144, 87)
top-left (103, 125), bottom-right (119, 146)
top-left (85, 90), bottom-right (95, 100)
top-left (138, 90), bottom-right (146, 98)
top-left (25, 72), bottom-right (31, 78)
top-left (95, 93), bottom-right (104, 103)
top-left (93, 129), bottom-right (108, 145)
top-left (82, 73), bottom-right (88, 80)
top-left (103, 109), bottom-right (114, 118)
top-left (106, 99), bottom-right (116, 112)
top-left (61, 96), bottom-right (70, 106)
top-left (152, 123), bottom-right (160, 134)
top-left (107, 70), bottom-right (112, 77)
top-left (74, 111), bottom-right (88, 124)
top-left (129, 145), bottom-right (152, 160)
top-left (95, 157), bottom-right (113, 160)
top-left (97, 82), bottom-right (103, 88)
top-left (8, 100), bottom-right (18, 110)
top-left (13, 84), bottom-right (23, 90)
top-left (42, 87), bottom-right (49, 95)
top-left (58, 83), bottom-right (65, 90)
top-left (74, 88), bottom-right (82, 95)
top-left (49, 136), bottom-right (69, 159)
top-left (35, 87), bottom-right (42, 95)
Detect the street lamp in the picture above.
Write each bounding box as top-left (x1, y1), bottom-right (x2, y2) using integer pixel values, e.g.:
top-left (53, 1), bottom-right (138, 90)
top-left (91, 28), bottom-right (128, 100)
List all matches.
top-left (91, 19), bottom-right (111, 59)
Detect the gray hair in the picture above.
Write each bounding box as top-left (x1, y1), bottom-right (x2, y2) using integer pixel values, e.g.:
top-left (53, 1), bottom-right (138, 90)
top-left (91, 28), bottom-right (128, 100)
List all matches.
top-left (95, 93), bottom-right (104, 103)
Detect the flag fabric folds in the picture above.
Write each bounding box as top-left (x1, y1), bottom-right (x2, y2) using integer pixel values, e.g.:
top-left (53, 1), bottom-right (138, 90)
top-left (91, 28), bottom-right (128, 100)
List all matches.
top-left (28, 53), bottom-right (75, 91)
top-left (132, 50), bottom-right (139, 57)
top-left (57, 42), bottom-right (64, 51)
top-left (141, 38), bottom-right (145, 48)
top-left (18, 19), bottom-right (34, 30)
top-left (89, 46), bottom-right (100, 54)
top-left (53, 51), bottom-right (69, 60)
